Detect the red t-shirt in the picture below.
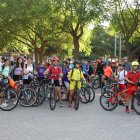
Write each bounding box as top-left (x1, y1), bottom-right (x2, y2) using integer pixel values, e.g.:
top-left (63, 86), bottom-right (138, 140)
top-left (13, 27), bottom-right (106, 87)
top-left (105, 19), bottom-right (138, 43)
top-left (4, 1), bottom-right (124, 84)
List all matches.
top-left (126, 71), bottom-right (140, 83)
top-left (48, 65), bottom-right (62, 80)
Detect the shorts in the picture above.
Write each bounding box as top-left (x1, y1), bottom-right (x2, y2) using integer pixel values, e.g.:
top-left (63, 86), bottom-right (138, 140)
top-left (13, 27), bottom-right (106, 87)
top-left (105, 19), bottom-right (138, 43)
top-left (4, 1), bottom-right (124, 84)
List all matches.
top-left (105, 76), bottom-right (109, 80)
top-left (84, 74), bottom-right (88, 79)
top-left (69, 81), bottom-right (81, 90)
top-left (13, 75), bottom-right (20, 81)
top-left (49, 80), bottom-right (60, 87)
top-left (64, 81), bottom-right (70, 88)
top-left (137, 83), bottom-right (140, 87)
top-left (126, 84), bottom-right (137, 95)
top-left (23, 79), bottom-right (30, 85)
top-left (118, 84), bottom-right (125, 91)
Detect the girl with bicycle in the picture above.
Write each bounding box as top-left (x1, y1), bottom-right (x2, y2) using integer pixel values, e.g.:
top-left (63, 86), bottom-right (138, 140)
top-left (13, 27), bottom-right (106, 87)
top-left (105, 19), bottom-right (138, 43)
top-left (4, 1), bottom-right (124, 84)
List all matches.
top-left (44, 57), bottom-right (63, 107)
top-left (67, 60), bottom-right (85, 108)
top-left (0, 59), bottom-right (11, 108)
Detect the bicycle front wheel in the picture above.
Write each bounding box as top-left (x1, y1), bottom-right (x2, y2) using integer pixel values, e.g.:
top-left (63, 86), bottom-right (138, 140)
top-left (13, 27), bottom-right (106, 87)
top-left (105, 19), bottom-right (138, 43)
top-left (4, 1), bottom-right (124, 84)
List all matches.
top-left (0, 89), bottom-right (18, 111)
top-left (74, 89), bottom-right (79, 110)
top-left (49, 87), bottom-right (57, 110)
top-left (18, 87), bottom-right (36, 107)
top-left (132, 94), bottom-right (140, 115)
top-left (100, 91), bottom-right (118, 111)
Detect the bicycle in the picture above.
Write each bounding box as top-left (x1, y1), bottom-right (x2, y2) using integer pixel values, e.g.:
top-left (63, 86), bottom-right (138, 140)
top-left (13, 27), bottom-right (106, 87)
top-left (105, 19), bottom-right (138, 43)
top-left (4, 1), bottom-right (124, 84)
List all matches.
top-left (91, 74), bottom-right (100, 89)
top-left (0, 76), bottom-right (18, 111)
top-left (100, 82), bottom-right (140, 115)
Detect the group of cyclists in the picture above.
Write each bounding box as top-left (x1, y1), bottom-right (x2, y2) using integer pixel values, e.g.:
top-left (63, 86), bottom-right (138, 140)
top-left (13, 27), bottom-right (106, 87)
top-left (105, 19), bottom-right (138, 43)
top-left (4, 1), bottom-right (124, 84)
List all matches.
top-left (0, 55), bottom-right (140, 114)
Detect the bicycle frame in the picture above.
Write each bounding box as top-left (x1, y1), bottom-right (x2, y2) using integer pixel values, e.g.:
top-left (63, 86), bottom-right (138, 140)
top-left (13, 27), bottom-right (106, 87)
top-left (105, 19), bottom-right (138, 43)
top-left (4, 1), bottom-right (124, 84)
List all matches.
top-left (108, 85), bottom-right (137, 103)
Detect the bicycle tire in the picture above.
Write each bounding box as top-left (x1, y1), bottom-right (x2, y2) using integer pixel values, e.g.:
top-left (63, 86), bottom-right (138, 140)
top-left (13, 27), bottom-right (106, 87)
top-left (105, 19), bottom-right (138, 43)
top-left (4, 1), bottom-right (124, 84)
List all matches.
top-left (85, 85), bottom-right (95, 102)
top-left (49, 87), bottom-right (57, 110)
top-left (132, 94), bottom-right (140, 115)
top-left (79, 87), bottom-right (89, 104)
top-left (0, 89), bottom-right (18, 111)
top-left (32, 87), bottom-right (45, 106)
top-left (74, 88), bottom-right (79, 110)
top-left (92, 79), bottom-right (99, 89)
top-left (18, 87), bottom-right (36, 107)
top-left (101, 85), bottom-right (113, 94)
top-left (100, 91), bottom-right (118, 111)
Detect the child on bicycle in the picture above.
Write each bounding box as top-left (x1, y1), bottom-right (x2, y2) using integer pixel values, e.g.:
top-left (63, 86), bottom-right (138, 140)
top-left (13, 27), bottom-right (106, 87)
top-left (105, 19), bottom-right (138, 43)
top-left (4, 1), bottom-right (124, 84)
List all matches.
top-left (125, 61), bottom-right (140, 113)
top-left (117, 63), bottom-right (127, 101)
top-left (44, 57), bottom-right (63, 107)
top-left (67, 60), bottom-right (85, 108)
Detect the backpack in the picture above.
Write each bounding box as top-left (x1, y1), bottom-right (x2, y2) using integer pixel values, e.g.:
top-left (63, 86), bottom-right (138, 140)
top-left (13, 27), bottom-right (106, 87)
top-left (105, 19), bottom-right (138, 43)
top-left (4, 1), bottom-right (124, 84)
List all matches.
top-left (130, 70), bottom-right (139, 79)
top-left (25, 64), bottom-right (34, 74)
top-left (88, 66), bottom-right (93, 75)
top-left (70, 69), bottom-right (82, 79)
top-left (1, 66), bottom-right (11, 76)
top-left (50, 65), bottom-right (61, 74)
top-left (118, 70), bottom-right (126, 77)
top-left (11, 64), bottom-right (16, 78)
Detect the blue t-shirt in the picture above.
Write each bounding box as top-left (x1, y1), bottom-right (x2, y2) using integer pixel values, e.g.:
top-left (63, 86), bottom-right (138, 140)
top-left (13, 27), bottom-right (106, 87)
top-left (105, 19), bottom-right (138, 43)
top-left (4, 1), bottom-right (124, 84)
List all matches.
top-left (36, 66), bottom-right (46, 79)
top-left (61, 66), bottom-right (67, 74)
top-left (82, 64), bottom-right (89, 74)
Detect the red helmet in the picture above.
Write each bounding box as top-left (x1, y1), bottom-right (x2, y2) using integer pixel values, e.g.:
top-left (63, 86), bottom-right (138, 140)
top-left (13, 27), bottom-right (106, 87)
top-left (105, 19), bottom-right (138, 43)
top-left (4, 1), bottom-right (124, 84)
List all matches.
top-left (134, 59), bottom-right (138, 62)
top-left (53, 57), bottom-right (60, 62)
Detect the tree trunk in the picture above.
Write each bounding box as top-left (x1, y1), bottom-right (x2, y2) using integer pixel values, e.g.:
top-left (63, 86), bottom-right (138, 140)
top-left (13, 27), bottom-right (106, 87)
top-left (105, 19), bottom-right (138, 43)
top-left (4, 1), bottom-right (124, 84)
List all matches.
top-left (73, 37), bottom-right (80, 60)
top-left (34, 49), bottom-right (38, 66)
top-left (125, 41), bottom-right (132, 61)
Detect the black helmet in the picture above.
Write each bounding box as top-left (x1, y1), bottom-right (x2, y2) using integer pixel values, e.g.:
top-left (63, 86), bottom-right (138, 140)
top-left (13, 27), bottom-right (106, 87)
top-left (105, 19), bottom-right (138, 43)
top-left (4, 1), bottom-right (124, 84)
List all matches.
top-left (119, 63), bottom-right (125, 67)
top-left (73, 60), bottom-right (80, 65)
top-left (1, 56), bottom-right (5, 60)
top-left (63, 61), bottom-right (68, 64)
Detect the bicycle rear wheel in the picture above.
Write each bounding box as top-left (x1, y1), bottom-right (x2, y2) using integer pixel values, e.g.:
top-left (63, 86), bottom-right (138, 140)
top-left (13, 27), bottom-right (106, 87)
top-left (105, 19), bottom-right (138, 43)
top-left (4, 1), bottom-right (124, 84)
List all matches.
top-left (100, 91), bottom-right (118, 111)
top-left (92, 79), bottom-right (99, 89)
top-left (74, 89), bottom-right (79, 110)
top-left (0, 89), bottom-right (18, 111)
top-left (79, 87), bottom-right (89, 104)
top-left (132, 94), bottom-right (140, 115)
top-left (101, 85), bottom-right (113, 94)
top-left (85, 85), bottom-right (95, 102)
top-left (49, 87), bottom-right (57, 110)
top-left (18, 87), bottom-right (36, 107)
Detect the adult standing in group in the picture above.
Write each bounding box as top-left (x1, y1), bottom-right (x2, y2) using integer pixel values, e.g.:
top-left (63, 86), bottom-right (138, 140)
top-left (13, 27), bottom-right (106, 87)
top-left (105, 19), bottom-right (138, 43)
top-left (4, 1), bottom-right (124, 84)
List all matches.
top-left (123, 57), bottom-right (132, 72)
top-left (0, 56), bottom-right (5, 67)
top-left (97, 57), bottom-right (103, 87)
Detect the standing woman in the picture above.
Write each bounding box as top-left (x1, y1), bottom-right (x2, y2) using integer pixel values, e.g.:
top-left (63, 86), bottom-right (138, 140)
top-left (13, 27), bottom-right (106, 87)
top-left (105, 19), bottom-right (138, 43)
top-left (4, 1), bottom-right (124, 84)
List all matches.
top-left (46, 58), bottom-right (53, 68)
top-left (23, 57), bottom-right (36, 87)
top-left (0, 59), bottom-right (11, 107)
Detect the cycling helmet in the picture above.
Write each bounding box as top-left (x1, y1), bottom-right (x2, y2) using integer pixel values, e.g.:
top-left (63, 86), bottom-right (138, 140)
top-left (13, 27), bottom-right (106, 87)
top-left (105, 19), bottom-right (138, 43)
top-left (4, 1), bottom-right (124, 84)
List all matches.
top-left (134, 59), bottom-right (138, 62)
top-left (102, 62), bottom-right (106, 66)
top-left (53, 57), bottom-right (60, 62)
top-left (1, 56), bottom-right (5, 60)
top-left (0, 79), bottom-right (6, 87)
top-left (123, 57), bottom-right (129, 60)
top-left (28, 75), bottom-right (33, 81)
top-left (131, 61), bottom-right (139, 66)
top-left (73, 60), bottom-right (80, 65)
top-left (63, 61), bottom-right (68, 64)
top-left (119, 63), bottom-right (125, 67)
top-left (98, 57), bottom-right (102, 60)
top-left (69, 64), bottom-right (74, 69)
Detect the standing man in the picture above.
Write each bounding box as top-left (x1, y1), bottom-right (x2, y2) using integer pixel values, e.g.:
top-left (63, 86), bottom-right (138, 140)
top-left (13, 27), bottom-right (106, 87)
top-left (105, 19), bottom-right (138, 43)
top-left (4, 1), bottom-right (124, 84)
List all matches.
top-left (123, 57), bottom-right (131, 72)
top-left (97, 57), bottom-right (103, 87)
top-left (0, 56), bottom-right (5, 67)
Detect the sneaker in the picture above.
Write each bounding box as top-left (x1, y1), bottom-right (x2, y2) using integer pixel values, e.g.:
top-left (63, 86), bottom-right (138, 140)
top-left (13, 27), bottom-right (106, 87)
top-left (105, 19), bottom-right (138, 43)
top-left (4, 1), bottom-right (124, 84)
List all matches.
top-left (4, 103), bottom-right (9, 107)
top-left (13, 101), bottom-right (17, 105)
top-left (126, 108), bottom-right (129, 113)
top-left (68, 103), bottom-right (71, 108)
top-left (123, 100), bottom-right (126, 104)
top-left (60, 103), bottom-right (63, 107)
top-left (0, 103), bottom-right (8, 108)
top-left (131, 108), bottom-right (134, 111)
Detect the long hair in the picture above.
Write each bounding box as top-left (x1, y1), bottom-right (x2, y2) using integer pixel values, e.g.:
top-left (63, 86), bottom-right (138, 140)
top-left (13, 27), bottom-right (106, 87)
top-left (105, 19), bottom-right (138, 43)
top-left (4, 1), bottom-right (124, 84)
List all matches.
top-left (48, 59), bottom-right (52, 67)
top-left (41, 60), bottom-right (46, 68)
top-left (16, 57), bottom-right (24, 69)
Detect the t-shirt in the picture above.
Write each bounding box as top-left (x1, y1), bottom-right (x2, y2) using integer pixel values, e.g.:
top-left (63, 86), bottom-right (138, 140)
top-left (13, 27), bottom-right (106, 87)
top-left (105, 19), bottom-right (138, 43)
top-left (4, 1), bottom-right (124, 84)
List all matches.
top-left (0, 66), bottom-right (10, 83)
top-left (48, 65), bottom-right (62, 80)
top-left (67, 69), bottom-right (84, 80)
top-left (82, 64), bottom-right (89, 74)
top-left (124, 62), bottom-right (131, 72)
top-left (36, 66), bottom-right (46, 79)
top-left (63, 70), bottom-right (70, 82)
top-left (103, 66), bottom-right (112, 78)
top-left (117, 70), bottom-right (127, 84)
top-left (0, 62), bottom-right (4, 67)
top-left (126, 71), bottom-right (140, 83)
top-left (61, 66), bottom-right (67, 74)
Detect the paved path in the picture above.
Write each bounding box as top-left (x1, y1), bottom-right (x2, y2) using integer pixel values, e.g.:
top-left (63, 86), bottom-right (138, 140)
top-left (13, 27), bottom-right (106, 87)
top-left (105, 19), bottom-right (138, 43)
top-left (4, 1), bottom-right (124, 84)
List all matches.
top-left (0, 89), bottom-right (140, 140)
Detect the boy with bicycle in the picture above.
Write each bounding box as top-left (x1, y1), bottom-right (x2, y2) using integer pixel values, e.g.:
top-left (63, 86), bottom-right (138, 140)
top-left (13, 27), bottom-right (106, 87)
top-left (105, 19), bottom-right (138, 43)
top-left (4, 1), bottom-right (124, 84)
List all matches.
top-left (125, 61), bottom-right (140, 113)
top-left (67, 60), bottom-right (85, 108)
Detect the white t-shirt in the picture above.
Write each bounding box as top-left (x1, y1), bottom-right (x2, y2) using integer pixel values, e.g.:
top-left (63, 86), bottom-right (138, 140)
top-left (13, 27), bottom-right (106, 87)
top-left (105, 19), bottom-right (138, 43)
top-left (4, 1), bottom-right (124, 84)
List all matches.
top-left (23, 66), bottom-right (33, 79)
top-left (117, 70), bottom-right (127, 84)
top-left (0, 62), bottom-right (4, 67)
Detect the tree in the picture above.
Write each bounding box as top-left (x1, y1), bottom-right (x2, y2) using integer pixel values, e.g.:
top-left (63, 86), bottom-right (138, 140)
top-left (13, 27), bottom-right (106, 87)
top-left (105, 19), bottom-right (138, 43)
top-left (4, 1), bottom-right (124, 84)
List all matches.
top-left (56, 0), bottom-right (107, 60)
top-left (109, 0), bottom-right (140, 61)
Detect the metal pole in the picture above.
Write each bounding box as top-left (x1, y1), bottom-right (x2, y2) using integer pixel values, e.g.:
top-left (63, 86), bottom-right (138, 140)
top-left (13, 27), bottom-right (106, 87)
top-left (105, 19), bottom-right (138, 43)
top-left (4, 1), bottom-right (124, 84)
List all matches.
top-left (119, 36), bottom-right (121, 62)
top-left (115, 34), bottom-right (117, 61)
